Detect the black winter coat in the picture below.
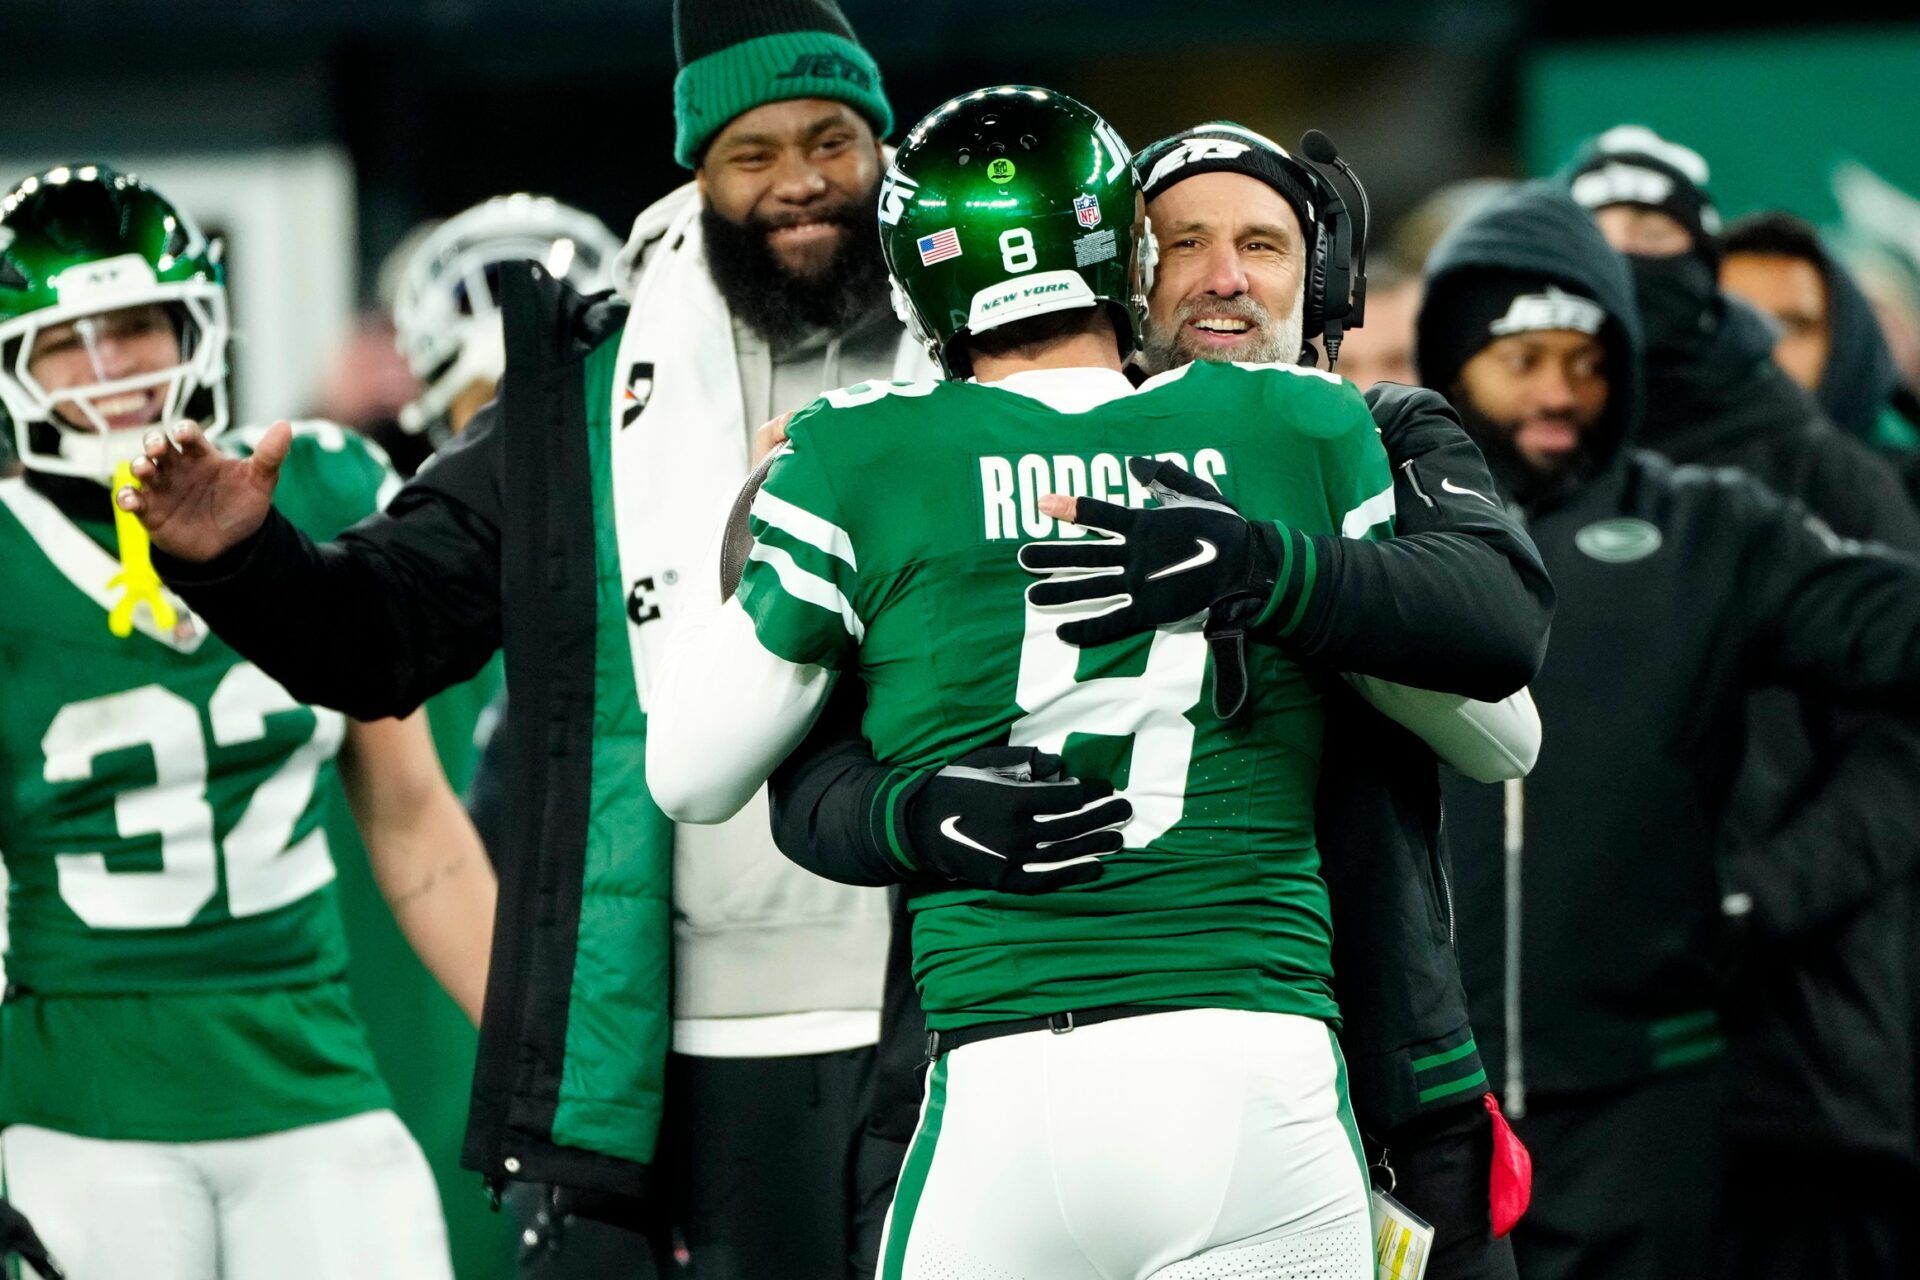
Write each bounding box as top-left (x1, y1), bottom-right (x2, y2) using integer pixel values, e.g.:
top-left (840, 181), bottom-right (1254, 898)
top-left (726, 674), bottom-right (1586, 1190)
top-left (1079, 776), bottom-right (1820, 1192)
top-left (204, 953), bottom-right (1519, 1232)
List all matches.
top-left (1638, 289), bottom-right (1920, 1163)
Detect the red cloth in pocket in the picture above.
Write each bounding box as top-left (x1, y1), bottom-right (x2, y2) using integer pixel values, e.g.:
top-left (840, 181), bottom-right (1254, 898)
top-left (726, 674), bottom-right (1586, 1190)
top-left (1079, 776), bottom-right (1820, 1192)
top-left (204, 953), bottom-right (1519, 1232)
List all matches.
top-left (1483, 1092), bottom-right (1532, 1237)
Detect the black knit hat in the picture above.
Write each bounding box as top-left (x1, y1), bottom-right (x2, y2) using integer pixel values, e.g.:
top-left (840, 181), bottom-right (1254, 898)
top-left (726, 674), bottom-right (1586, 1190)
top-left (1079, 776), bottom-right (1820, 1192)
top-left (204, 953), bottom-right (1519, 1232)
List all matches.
top-left (1418, 269), bottom-right (1609, 400)
top-left (1563, 125), bottom-right (1722, 261)
top-left (672, 0), bottom-right (893, 168)
top-left (1137, 122), bottom-right (1322, 252)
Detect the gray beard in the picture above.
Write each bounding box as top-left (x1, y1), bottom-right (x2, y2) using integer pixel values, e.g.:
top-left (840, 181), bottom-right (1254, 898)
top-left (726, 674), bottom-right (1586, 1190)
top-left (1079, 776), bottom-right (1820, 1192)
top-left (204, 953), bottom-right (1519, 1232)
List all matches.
top-left (1140, 295), bottom-right (1306, 374)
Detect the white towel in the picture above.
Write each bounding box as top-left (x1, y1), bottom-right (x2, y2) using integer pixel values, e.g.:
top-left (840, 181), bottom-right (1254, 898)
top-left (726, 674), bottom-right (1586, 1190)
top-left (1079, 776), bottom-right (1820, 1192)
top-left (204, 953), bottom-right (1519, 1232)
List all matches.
top-left (610, 200), bottom-right (753, 709)
top-left (608, 192), bottom-right (934, 707)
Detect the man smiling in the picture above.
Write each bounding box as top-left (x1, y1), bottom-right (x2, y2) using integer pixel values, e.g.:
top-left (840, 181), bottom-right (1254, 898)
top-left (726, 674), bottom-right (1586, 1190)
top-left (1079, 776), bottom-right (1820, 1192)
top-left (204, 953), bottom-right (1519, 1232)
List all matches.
top-left (1138, 126), bottom-right (1321, 370)
top-left (1125, 122), bottom-right (1542, 1278)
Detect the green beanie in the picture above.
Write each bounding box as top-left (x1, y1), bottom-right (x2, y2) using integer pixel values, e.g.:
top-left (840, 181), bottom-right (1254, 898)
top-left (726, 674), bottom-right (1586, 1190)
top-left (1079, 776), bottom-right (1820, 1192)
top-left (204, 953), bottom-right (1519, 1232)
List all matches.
top-left (673, 0), bottom-right (893, 169)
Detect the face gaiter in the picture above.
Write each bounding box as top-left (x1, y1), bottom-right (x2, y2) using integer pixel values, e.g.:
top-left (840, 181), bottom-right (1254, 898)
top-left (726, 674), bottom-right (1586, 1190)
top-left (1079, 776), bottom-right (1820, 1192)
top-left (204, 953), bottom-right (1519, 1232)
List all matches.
top-left (1627, 251), bottom-right (1720, 359)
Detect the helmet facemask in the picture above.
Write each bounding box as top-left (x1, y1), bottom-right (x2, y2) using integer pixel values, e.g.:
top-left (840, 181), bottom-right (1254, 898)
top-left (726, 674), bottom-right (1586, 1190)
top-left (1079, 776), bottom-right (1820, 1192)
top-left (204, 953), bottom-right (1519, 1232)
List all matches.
top-left (0, 281), bottom-right (230, 482)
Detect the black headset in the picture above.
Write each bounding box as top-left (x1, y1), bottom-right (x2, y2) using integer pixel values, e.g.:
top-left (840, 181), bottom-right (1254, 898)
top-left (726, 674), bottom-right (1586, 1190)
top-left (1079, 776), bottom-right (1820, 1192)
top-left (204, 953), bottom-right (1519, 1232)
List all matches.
top-left (1295, 130), bottom-right (1372, 368)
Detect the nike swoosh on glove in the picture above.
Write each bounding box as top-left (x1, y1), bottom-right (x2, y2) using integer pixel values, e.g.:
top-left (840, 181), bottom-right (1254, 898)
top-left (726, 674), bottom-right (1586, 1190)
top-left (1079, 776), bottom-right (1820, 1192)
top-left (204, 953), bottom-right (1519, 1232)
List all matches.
top-left (1017, 456), bottom-right (1282, 717)
top-left (899, 746), bottom-right (1132, 894)
top-left (0, 1198), bottom-right (64, 1280)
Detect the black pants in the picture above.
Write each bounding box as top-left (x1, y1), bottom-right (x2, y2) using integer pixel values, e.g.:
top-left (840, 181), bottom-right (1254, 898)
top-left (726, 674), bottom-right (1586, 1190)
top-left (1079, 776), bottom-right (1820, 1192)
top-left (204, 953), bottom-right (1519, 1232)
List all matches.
top-left (1373, 1101), bottom-right (1518, 1280)
top-left (1509, 1065), bottom-right (1727, 1280)
top-left (511, 1047), bottom-right (882, 1279)
top-left (660, 1046), bottom-right (880, 1280)
top-left (509, 1183), bottom-right (668, 1279)
top-left (1722, 1141), bottom-right (1907, 1278)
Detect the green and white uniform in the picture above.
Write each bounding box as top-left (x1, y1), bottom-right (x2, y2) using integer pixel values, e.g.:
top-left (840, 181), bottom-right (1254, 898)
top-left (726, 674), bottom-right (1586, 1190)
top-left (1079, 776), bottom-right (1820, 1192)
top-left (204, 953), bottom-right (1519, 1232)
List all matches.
top-left (0, 424), bottom-right (451, 1280)
top-left (739, 360), bottom-right (1390, 1030)
top-left (705, 361), bottom-right (1387, 1278)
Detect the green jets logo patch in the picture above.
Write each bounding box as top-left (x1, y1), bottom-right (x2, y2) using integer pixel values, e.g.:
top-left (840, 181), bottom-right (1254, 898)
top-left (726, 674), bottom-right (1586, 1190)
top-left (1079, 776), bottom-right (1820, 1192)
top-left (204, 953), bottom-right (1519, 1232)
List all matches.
top-left (1575, 518), bottom-right (1663, 563)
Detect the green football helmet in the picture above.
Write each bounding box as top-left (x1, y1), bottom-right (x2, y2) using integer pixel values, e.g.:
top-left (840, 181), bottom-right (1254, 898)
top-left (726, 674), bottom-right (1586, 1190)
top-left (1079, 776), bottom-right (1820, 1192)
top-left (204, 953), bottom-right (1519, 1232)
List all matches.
top-left (880, 85), bottom-right (1148, 378)
top-left (0, 164), bottom-right (229, 480)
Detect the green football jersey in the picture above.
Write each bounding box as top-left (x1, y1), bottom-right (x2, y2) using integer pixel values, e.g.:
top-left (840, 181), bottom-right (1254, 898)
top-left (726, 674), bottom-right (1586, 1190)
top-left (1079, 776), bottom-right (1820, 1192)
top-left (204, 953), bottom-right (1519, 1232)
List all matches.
top-left (736, 360), bottom-right (1394, 1030)
top-left (0, 422), bottom-right (397, 1139)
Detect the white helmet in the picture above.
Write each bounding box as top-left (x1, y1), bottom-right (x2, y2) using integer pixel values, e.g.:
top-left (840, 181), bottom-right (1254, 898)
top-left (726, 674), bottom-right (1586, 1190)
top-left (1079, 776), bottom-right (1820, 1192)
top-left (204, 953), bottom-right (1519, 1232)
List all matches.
top-left (388, 194), bottom-right (620, 434)
top-left (0, 164), bottom-right (230, 481)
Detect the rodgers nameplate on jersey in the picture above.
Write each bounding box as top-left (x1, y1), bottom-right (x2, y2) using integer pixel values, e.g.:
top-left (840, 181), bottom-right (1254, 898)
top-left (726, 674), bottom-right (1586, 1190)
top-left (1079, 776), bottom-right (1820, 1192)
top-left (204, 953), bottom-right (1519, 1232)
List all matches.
top-left (0, 422), bottom-right (398, 1141)
top-left (736, 357), bottom-right (1394, 1033)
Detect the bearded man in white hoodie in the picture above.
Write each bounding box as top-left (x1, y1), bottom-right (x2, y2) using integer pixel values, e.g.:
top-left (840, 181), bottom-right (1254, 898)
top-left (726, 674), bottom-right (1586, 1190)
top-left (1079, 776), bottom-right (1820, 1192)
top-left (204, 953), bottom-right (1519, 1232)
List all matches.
top-left (592, 1), bottom-right (928, 1273)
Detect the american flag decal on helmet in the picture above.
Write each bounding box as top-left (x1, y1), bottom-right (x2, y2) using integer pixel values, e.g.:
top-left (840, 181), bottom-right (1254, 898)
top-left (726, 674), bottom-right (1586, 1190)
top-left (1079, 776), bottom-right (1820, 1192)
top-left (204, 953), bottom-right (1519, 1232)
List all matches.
top-left (916, 228), bottom-right (962, 265)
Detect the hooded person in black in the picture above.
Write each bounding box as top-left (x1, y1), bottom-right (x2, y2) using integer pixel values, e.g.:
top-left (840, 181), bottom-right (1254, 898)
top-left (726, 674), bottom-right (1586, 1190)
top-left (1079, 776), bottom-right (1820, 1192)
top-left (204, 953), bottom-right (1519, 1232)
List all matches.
top-left (1419, 179), bottom-right (1920, 1280)
top-left (1722, 208), bottom-right (1920, 491)
top-left (1567, 136), bottom-right (1920, 1276)
top-left (1564, 129), bottom-right (1918, 526)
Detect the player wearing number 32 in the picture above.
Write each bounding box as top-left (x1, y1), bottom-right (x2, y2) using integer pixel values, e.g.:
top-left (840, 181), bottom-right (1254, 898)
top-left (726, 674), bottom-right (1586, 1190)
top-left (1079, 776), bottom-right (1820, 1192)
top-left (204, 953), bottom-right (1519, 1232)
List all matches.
top-left (646, 88), bottom-right (1540, 1280)
top-left (0, 167), bottom-right (487, 1279)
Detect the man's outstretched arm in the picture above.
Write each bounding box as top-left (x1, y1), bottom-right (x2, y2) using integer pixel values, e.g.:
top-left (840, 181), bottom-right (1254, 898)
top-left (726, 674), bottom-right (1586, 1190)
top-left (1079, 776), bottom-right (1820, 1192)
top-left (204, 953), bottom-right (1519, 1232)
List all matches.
top-left (121, 415), bottom-right (505, 721)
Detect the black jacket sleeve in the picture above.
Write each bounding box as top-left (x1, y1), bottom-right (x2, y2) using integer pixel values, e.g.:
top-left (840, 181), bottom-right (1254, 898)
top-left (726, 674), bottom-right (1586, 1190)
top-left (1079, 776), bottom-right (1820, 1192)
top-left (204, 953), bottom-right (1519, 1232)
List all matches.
top-left (1725, 450), bottom-right (1920, 942)
top-left (768, 681), bottom-right (911, 887)
top-left (1258, 383), bottom-right (1555, 701)
top-left (154, 404), bottom-right (507, 721)
top-left (1739, 477), bottom-right (1920, 702)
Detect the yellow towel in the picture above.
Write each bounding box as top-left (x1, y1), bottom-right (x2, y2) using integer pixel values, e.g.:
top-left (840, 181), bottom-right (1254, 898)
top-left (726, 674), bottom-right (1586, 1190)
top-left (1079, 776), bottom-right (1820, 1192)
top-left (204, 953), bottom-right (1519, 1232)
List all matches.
top-left (107, 459), bottom-right (178, 638)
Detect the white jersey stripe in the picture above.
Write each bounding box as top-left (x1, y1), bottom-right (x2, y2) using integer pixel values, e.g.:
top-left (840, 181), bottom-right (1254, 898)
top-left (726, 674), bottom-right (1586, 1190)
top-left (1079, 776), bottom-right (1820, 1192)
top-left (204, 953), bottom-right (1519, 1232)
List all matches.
top-left (1341, 484), bottom-right (1397, 540)
top-left (752, 488), bottom-right (859, 570)
top-left (746, 541), bottom-right (866, 642)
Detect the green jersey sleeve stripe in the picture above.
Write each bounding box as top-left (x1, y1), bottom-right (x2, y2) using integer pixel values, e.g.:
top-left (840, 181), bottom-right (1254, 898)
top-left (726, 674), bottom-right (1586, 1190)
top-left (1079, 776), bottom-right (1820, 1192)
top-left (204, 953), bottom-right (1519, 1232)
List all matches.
top-left (1340, 483), bottom-right (1396, 539)
top-left (752, 487), bottom-right (859, 570)
top-left (744, 542), bottom-right (866, 642)
top-left (748, 519), bottom-right (859, 597)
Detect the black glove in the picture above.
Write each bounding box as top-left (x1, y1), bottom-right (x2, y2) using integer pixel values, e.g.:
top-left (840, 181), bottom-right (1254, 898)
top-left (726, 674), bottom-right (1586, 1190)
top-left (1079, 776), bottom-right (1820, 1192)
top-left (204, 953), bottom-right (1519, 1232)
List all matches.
top-left (1018, 457), bottom-right (1281, 717)
top-left (0, 1198), bottom-right (63, 1280)
top-left (898, 746), bottom-right (1131, 893)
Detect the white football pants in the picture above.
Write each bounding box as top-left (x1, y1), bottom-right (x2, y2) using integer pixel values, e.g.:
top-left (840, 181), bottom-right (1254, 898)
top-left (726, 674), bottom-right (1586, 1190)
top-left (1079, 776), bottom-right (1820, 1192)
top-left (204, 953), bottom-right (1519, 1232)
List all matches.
top-left (0, 1110), bottom-right (452, 1280)
top-left (878, 1007), bottom-right (1372, 1280)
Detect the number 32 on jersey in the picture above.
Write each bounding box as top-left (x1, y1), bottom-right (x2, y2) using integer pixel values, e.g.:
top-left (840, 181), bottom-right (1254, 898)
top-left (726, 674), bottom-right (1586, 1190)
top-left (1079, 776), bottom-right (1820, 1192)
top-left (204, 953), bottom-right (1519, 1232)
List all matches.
top-left (42, 663), bottom-right (343, 930)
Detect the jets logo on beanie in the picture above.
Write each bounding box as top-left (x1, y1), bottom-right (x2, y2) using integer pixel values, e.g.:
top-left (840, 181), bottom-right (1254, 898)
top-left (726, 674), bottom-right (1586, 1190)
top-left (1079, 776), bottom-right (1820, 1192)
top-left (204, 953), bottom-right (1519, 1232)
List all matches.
top-left (1564, 125), bottom-right (1722, 257)
top-left (673, 0), bottom-right (894, 169)
top-left (1137, 122), bottom-right (1321, 252)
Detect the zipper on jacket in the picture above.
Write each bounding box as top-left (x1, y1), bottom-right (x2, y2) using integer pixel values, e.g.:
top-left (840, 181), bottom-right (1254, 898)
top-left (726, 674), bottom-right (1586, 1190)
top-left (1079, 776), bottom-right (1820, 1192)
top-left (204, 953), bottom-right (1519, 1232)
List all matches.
top-left (1503, 777), bottom-right (1526, 1119)
top-left (1435, 795), bottom-right (1457, 946)
top-left (1400, 458), bottom-right (1436, 510)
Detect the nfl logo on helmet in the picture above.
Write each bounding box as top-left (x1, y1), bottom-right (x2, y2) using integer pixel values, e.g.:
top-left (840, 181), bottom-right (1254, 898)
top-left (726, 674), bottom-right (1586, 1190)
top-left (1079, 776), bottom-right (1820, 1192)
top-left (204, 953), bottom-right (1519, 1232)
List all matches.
top-left (1073, 193), bottom-right (1101, 228)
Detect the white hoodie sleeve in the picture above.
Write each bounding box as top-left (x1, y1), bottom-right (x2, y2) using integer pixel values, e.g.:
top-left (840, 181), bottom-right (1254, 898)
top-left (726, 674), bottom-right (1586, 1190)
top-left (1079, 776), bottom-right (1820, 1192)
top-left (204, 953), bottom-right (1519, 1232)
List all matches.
top-left (1343, 675), bottom-right (1542, 783)
top-left (645, 595), bottom-right (837, 824)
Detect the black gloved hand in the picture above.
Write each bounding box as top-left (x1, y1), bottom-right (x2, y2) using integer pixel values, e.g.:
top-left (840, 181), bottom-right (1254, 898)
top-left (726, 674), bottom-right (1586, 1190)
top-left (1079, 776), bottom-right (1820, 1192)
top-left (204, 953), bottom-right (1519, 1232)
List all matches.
top-left (898, 746), bottom-right (1131, 894)
top-left (1018, 457), bottom-right (1281, 717)
top-left (0, 1198), bottom-right (64, 1280)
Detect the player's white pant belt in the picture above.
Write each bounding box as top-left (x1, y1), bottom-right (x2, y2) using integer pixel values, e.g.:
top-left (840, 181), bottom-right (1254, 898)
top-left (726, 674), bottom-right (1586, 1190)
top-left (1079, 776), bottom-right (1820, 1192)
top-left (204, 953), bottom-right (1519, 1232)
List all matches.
top-left (923, 1003), bottom-right (1163, 1059)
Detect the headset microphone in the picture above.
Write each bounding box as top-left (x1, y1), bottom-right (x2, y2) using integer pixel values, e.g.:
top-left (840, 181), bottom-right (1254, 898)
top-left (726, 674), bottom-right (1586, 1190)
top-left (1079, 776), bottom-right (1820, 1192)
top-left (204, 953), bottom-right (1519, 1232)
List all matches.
top-left (1299, 130), bottom-right (1372, 368)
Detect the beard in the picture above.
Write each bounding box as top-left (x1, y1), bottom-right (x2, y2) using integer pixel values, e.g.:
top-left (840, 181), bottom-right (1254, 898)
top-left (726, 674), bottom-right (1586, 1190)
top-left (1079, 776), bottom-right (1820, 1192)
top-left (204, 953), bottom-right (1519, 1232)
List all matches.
top-left (1139, 292), bottom-right (1306, 375)
top-left (701, 189), bottom-right (891, 352)
top-left (1450, 392), bottom-right (1599, 509)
